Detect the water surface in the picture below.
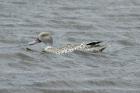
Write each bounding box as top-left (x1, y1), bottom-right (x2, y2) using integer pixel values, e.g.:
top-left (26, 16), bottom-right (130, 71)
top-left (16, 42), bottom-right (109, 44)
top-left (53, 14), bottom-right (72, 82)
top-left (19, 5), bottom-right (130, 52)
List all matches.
top-left (0, 0), bottom-right (140, 93)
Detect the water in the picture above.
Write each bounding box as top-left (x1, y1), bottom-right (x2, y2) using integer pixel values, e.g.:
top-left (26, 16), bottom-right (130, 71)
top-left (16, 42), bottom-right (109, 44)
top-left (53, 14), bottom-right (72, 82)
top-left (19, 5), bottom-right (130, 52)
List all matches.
top-left (0, 0), bottom-right (140, 93)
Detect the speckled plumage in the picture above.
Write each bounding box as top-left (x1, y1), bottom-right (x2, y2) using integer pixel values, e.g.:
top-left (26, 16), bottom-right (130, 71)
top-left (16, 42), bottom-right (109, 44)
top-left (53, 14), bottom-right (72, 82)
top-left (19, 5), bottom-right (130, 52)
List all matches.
top-left (44, 42), bottom-right (106, 54)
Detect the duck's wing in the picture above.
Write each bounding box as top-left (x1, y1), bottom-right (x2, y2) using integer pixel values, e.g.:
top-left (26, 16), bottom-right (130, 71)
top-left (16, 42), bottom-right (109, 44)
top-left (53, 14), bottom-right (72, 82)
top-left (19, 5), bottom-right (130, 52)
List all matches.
top-left (57, 41), bottom-right (106, 54)
top-left (77, 41), bottom-right (106, 53)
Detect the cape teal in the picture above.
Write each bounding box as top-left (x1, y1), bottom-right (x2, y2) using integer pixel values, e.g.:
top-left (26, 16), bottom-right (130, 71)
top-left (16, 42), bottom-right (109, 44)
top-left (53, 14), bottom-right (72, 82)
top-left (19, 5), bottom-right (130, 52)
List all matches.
top-left (29, 32), bottom-right (106, 54)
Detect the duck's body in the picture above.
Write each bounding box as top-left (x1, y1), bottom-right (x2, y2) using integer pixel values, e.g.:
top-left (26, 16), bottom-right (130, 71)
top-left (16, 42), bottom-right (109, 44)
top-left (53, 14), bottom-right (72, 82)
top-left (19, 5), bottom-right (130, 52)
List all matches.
top-left (29, 32), bottom-right (106, 54)
top-left (44, 42), bottom-right (105, 54)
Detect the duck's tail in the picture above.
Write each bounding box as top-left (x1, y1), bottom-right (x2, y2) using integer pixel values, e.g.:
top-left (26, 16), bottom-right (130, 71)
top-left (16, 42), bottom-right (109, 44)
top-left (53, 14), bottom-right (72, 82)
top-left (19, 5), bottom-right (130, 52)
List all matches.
top-left (86, 41), bottom-right (106, 52)
top-left (99, 46), bottom-right (106, 52)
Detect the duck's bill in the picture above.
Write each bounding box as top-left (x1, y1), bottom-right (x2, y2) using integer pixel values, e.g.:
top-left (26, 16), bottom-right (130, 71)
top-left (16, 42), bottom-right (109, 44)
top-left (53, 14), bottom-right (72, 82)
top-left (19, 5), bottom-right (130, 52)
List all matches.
top-left (28, 38), bottom-right (41, 45)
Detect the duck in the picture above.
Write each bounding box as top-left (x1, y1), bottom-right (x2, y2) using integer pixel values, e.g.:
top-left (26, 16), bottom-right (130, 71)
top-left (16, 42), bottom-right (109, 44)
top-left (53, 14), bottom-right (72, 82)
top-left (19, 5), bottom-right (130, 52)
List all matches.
top-left (28, 32), bottom-right (106, 54)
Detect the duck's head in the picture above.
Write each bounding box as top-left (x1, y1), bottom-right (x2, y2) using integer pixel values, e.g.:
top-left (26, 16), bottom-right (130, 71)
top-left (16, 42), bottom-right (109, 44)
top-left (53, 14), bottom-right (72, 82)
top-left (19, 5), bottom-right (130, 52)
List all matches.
top-left (29, 32), bottom-right (53, 46)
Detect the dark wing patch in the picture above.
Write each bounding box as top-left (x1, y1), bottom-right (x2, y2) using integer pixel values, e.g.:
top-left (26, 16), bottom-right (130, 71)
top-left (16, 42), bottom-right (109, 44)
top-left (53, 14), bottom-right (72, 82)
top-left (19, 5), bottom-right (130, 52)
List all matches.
top-left (86, 41), bottom-right (102, 46)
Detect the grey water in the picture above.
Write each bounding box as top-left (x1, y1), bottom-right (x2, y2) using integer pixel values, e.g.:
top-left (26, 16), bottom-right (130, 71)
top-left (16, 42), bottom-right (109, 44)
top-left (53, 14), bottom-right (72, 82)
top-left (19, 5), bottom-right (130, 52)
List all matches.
top-left (0, 0), bottom-right (140, 93)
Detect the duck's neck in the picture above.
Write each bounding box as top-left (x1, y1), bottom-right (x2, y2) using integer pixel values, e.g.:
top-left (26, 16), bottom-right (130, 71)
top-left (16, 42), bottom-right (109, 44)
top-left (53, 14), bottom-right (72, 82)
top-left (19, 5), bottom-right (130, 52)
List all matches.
top-left (45, 46), bottom-right (52, 49)
top-left (45, 36), bottom-right (53, 48)
top-left (45, 41), bottom-right (53, 49)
